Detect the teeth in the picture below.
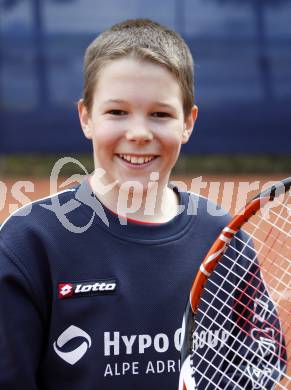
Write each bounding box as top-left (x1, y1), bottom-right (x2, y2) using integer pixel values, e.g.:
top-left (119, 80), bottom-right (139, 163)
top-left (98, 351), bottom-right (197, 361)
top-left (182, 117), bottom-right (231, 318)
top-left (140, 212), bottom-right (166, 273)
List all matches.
top-left (118, 154), bottom-right (155, 164)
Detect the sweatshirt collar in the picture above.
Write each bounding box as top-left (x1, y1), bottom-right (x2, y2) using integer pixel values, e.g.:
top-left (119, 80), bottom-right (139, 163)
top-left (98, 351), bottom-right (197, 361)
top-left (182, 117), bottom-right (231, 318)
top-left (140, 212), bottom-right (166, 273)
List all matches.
top-left (77, 177), bottom-right (196, 244)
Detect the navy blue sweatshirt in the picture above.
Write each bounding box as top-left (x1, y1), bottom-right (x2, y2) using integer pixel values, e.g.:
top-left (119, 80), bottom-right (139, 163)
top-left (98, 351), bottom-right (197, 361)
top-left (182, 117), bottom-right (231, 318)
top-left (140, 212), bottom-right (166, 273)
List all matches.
top-left (0, 179), bottom-right (285, 389)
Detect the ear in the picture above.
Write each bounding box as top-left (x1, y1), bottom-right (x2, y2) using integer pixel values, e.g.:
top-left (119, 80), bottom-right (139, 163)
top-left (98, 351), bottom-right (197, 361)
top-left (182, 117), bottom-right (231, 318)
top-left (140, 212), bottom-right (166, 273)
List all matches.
top-left (78, 99), bottom-right (92, 140)
top-left (182, 105), bottom-right (198, 144)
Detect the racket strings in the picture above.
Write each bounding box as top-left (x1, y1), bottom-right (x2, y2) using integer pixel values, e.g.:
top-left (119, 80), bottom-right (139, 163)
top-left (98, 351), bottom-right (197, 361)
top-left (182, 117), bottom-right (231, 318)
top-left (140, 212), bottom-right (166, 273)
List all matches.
top-left (194, 311), bottom-right (285, 390)
top-left (213, 263), bottom-right (290, 351)
top-left (255, 206), bottom-right (291, 240)
top-left (229, 214), bottom-right (290, 308)
top-left (190, 265), bottom-right (244, 384)
top-left (250, 196), bottom-right (290, 319)
top-left (218, 254), bottom-right (289, 319)
top-left (230, 238), bottom-right (291, 293)
top-left (232, 229), bottom-right (291, 280)
top-left (194, 236), bottom-right (288, 386)
top-left (227, 237), bottom-right (290, 314)
top-left (193, 268), bottom-right (285, 388)
top-left (194, 310), bottom-right (284, 390)
top-left (267, 203), bottom-right (291, 232)
top-left (219, 201), bottom-right (290, 388)
top-left (216, 247), bottom-right (290, 331)
top-left (194, 279), bottom-right (288, 390)
top-left (193, 319), bottom-right (251, 390)
top-left (209, 269), bottom-right (288, 350)
top-left (231, 200), bottom-right (290, 354)
top-left (233, 213), bottom-right (290, 277)
top-left (229, 233), bottom-right (290, 330)
top-left (253, 206), bottom-right (291, 254)
top-left (191, 343), bottom-right (246, 390)
top-left (190, 192), bottom-right (290, 389)
top-left (200, 277), bottom-right (287, 368)
top-left (215, 263), bottom-right (290, 373)
top-left (217, 230), bottom-right (290, 344)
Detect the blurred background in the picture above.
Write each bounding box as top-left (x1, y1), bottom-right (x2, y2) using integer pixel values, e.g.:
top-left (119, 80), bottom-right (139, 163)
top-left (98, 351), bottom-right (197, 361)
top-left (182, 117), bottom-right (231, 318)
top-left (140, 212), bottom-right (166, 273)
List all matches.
top-left (0, 0), bottom-right (290, 216)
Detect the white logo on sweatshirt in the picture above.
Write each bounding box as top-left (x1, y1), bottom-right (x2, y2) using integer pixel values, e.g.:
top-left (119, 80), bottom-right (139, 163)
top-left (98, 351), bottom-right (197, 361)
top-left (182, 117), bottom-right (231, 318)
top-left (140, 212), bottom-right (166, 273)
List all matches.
top-left (53, 325), bottom-right (92, 365)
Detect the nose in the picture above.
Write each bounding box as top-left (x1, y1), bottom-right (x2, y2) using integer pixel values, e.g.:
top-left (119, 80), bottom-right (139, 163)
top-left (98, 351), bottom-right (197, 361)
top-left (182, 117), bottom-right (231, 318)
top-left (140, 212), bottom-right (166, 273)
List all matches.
top-left (125, 123), bottom-right (153, 144)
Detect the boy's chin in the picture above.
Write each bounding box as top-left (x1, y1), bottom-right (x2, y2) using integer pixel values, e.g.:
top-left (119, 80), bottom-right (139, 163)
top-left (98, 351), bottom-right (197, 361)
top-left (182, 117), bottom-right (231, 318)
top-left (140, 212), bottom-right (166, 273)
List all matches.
top-left (117, 180), bottom-right (151, 196)
top-left (117, 170), bottom-right (166, 189)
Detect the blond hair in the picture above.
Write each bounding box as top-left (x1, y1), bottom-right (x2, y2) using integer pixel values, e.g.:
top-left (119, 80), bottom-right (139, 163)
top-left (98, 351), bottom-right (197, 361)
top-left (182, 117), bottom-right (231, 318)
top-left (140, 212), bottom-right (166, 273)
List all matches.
top-left (83, 19), bottom-right (194, 116)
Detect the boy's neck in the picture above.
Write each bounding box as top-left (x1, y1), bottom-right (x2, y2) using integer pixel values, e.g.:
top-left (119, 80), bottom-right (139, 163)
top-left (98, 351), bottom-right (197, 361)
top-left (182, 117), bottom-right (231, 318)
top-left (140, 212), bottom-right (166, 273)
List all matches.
top-left (89, 174), bottom-right (179, 224)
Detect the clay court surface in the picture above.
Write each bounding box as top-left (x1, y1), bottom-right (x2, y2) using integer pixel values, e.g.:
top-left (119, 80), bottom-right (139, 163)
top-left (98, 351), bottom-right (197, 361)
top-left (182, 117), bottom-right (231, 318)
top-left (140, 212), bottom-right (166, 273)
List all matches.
top-left (0, 173), bottom-right (290, 383)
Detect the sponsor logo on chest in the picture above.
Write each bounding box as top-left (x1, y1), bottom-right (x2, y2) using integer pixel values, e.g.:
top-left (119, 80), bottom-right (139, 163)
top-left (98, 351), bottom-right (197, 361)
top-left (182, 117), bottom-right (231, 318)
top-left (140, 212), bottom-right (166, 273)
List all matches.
top-left (58, 279), bottom-right (117, 299)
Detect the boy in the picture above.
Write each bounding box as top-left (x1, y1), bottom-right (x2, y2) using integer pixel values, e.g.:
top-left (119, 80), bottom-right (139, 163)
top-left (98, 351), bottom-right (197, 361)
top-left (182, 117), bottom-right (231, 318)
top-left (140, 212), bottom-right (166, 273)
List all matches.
top-left (0, 19), bottom-right (283, 389)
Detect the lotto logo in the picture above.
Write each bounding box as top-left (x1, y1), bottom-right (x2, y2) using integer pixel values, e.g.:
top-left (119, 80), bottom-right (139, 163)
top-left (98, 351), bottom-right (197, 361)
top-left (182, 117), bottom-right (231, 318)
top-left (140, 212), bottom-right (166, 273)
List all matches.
top-left (58, 279), bottom-right (117, 299)
top-left (59, 283), bottom-right (73, 298)
top-left (75, 282), bottom-right (116, 293)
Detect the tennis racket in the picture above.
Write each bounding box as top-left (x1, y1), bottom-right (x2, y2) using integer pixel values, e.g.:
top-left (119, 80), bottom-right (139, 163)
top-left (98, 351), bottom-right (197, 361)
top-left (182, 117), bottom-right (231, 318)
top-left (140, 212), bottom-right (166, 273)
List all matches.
top-left (179, 177), bottom-right (290, 390)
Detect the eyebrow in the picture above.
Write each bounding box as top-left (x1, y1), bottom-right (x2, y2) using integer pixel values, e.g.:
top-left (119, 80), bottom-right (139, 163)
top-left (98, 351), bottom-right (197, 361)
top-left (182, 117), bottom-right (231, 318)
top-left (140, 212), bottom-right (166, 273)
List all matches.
top-left (154, 102), bottom-right (177, 111)
top-left (103, 99), bottom-right (127, 104)
top-left (103, 99), bottom-right (177, 111)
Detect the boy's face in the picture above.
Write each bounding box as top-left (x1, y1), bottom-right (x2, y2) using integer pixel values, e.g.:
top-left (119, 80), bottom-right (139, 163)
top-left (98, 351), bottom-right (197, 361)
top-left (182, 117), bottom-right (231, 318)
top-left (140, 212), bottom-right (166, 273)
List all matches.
top-left (79, 57), bottom-right (197, 193)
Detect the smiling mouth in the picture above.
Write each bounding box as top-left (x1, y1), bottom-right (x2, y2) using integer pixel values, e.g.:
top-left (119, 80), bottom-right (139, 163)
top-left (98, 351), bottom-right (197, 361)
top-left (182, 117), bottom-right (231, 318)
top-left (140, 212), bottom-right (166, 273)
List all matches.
top-left (116, 154), bottom-right (158, 165)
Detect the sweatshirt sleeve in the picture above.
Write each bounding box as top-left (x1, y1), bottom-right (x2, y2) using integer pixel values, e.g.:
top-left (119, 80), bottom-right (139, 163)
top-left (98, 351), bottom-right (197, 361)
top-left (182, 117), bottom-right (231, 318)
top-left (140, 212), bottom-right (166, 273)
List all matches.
top-left (0, 238), bottom-right (45, 389)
